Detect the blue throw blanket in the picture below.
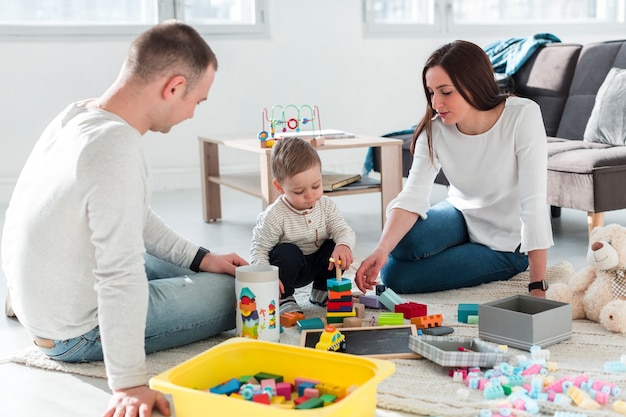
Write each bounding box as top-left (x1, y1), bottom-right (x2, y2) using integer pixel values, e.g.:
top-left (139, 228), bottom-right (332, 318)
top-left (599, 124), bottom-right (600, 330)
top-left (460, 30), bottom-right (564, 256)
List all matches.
top-left (484, 33), bottom-right (561, 76)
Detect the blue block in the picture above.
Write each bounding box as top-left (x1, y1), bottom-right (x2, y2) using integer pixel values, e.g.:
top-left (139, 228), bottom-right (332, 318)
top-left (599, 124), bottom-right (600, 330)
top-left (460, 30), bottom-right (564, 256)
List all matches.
top-left (210, 377), bottom-right (241, 395)
top-left (378, 288), bottom-right (404, 311)
top-left (458, 303), bottom-right (479, 323)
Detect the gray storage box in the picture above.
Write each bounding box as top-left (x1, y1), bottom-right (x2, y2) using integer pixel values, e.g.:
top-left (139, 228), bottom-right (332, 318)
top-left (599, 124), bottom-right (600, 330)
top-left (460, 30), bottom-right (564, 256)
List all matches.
top-left (479, 295), bottom-right (572, 350)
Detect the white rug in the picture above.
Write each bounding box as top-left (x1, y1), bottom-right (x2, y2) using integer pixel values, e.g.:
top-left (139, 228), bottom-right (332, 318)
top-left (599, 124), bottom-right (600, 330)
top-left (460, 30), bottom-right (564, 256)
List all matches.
top-left (8, 261), bottom-right (626, 416)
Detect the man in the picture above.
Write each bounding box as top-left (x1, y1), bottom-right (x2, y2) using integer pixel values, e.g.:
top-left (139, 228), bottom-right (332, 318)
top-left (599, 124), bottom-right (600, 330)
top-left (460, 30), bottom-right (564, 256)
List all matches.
top-left (1, 21), bottom-right (247, 417)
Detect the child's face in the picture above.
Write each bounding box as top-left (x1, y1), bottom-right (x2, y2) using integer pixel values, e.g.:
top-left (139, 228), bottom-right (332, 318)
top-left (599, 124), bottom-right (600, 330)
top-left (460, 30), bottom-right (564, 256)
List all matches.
top-left (275, 165), bottom-right (323, 210)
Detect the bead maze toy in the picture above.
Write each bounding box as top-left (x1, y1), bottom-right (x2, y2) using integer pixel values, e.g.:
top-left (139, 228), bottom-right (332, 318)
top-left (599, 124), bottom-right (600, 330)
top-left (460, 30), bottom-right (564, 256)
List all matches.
top-left (258, 104), bottom-right (324, 148)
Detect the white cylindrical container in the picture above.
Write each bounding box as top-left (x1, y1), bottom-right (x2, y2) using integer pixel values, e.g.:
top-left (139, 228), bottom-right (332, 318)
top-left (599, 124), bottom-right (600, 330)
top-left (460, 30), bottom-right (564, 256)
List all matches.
top-left (235, 264), bottom-right (280, 342)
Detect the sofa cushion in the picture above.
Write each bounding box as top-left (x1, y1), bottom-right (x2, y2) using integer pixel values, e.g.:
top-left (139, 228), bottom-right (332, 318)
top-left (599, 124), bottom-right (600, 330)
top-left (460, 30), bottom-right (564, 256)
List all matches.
top-left (548, 143), bottom-right (626, 174)
top-left (583, 67), bottom-right (626, 145)
top-left (556, 40), bottom-right (626, 140)
top-left (512, 43), bottom-right (581, 136)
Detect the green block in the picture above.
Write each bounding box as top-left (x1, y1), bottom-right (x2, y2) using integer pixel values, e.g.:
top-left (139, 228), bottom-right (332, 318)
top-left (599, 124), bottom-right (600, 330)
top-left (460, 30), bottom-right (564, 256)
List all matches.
top-left (297, 317), bottom-right (325, 331)
top-left (253, 371), bottom-right (283, 383)
top-left (320, 393), bottom-right (336, 404)
top-left (325, 316), bottom-right (345, 323)
top-left (378, 312), bottom-right (404, 325)
top-left (296, 397), bottom-right (325, 409)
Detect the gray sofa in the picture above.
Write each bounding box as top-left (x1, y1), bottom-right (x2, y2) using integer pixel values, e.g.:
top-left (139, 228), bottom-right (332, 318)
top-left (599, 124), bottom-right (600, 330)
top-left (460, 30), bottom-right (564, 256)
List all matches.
top-left (372, 39), bottom-right (626, 235)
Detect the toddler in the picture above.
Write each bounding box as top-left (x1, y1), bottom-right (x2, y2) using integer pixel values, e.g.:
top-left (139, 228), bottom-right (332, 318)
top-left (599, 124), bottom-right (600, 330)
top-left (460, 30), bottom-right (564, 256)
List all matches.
top-left (250, 137), bottom-right (356, 313)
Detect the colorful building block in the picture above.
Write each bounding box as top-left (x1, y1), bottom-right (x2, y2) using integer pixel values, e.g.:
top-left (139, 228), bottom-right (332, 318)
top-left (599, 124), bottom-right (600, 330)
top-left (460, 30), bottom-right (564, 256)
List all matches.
top-left (458, 303), bottom-right (479, 323)
top-left (395, 301), bottom-right (427, 319)
top-left (378, 288), bottom-right (405, 311)
top-left (209, 377), bottom-right (241, 395)
top-left (410, 313), bottom-right (443, 329)
top-left (296, 317), bottom-right (325, 331)
top-left (327, 278), bottom-right (352, 292)
top-left (358, 294), bottom-right (384, 309)
top-left (280, 311), bottom-right (305, 327)
top-left (378, 312), bottom-right (404, 326)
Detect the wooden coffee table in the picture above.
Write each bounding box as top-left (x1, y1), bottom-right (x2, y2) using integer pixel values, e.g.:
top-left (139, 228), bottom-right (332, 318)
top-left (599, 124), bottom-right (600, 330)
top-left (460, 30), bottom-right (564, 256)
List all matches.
top-left (198, 134), bottom-right (403, 226)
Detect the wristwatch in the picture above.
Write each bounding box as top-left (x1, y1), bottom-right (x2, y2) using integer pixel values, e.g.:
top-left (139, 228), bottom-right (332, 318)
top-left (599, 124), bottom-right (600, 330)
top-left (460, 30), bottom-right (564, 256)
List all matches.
top-left (528, 280), bottom-right (549, 292)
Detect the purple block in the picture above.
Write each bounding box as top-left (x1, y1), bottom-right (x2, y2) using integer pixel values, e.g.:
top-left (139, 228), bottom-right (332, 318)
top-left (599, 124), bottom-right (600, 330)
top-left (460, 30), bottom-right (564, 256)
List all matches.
top-left (359, 294), bottom-right (383, 309)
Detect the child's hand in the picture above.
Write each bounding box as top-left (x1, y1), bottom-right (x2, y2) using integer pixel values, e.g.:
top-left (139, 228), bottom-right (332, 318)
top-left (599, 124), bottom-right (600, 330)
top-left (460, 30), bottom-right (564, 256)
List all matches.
top-left (279, 279), bottom-right (284, 295)
top-left (328, 244), bottom-right (354, 272)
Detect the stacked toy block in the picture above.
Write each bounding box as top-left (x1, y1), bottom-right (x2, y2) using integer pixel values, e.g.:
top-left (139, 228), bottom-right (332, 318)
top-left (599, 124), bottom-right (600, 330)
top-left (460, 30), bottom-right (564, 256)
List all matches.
top-left (326, 277), bottom-right (355, 324)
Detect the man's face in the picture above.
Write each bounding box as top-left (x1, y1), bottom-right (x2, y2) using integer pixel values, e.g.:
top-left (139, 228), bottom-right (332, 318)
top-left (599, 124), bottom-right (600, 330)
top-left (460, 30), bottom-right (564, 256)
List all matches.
top-left (155, 64), bottom-right (216, 133)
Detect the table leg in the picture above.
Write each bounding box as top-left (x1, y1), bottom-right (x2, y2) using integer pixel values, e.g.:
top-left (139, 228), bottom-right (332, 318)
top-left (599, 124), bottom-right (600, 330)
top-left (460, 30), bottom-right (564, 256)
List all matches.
top-left (259, 152), bottom-right (279, 209)
top-left (199, 140), bottom-right (222, 222)
top-left (378, 144), bottom-right (403, 225)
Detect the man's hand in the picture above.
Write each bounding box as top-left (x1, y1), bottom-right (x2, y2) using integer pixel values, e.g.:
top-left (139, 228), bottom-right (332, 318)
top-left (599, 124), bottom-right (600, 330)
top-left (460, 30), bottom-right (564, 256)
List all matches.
top-left (103, 385), bottom-right (170, 417)
top-left (200, 252), bottom-right (249, 276)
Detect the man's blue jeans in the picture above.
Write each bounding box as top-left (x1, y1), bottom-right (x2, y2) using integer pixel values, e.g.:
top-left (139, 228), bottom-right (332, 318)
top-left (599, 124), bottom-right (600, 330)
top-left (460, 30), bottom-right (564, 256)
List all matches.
top-left (37, 254), bottom-right (235, 362)
top-left (382, 200), bottom-right (529, 293)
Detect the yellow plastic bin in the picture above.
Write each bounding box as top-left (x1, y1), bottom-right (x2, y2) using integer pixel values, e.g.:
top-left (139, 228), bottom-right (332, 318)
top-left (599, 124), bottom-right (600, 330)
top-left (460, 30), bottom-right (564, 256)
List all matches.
top-left (149, 337), bottom-right (395, 417)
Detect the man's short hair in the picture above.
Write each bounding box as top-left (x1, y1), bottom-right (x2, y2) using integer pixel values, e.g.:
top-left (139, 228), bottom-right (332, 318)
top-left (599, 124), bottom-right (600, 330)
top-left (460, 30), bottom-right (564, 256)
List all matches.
top-left (271, 138), bottom-right (322, 183)
top-left (126, 20), bottom-right (218, 92)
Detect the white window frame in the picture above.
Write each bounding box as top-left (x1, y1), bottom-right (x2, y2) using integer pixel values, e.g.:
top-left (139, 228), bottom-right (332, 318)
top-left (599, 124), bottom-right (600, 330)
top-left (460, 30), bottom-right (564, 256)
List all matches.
top-left (0, 0), bottom-right (267, 38)
top-left (363, 0), bottom-right (626, 37)
top-left (362, 0), bottom-right (443, 36)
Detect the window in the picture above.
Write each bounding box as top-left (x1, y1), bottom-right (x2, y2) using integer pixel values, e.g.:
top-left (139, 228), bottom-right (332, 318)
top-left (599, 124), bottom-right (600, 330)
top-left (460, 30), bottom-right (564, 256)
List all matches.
top-left (363, 0), bottom-right (441, 34)
top-left (363, 0), bottom-right (626, 36)
top-left (0, 0), bottom-right (266, 37)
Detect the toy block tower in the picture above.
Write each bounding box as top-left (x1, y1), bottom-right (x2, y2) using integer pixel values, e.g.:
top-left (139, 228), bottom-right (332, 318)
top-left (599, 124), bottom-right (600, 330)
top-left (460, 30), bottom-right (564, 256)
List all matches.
top-left (326, 259), bottom-right (356, 324)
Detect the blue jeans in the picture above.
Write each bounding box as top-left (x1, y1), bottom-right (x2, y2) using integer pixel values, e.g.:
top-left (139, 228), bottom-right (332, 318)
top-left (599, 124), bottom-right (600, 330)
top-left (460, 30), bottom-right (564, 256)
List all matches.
top-left (382, 201), bottom-right (529, 294)
top-left (37, 254), bottom-right (236, 362)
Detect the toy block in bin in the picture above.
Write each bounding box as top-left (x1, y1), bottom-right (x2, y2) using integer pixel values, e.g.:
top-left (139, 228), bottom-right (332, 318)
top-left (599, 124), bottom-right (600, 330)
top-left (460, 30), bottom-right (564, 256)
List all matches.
top-left (378, 288), bottom-right (405, 311)
top-left (410, 314), bottom-right (443, 329)
top-left (458, 303), bottom-right (479, 323)
top-left (281, 311), bottom-right (305, 328)
top-left (395, 301), bottom-right (427, 319)
top-left (149, 337), bottom-right (396, 417)
top-left (378, 312), bottom-right (404, 326)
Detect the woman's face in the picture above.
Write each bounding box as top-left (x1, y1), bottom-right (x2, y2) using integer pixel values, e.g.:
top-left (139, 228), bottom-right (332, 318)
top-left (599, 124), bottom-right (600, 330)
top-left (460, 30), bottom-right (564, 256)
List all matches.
top-left (425, 65), bottom-right (475, 129)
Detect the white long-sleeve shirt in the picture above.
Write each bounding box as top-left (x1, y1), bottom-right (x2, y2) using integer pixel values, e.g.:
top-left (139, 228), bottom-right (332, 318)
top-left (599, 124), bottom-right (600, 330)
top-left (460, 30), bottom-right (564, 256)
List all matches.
top-left (250, 195), bottom-right (356, 264)
top-left (387, 96), bottom-right (554, 253)
top-left (1, 103), bottom-right (201, 390)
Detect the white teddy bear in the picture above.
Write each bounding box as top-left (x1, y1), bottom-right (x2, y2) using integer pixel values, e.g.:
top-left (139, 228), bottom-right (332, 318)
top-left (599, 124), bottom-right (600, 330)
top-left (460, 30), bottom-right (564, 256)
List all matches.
top-left (546, 223), bottom-right (626, 333)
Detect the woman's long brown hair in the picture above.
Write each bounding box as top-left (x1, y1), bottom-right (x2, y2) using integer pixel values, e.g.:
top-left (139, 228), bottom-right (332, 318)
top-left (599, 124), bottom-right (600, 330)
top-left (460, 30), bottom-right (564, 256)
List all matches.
top-left (411, 40), bottom-right (510, 162)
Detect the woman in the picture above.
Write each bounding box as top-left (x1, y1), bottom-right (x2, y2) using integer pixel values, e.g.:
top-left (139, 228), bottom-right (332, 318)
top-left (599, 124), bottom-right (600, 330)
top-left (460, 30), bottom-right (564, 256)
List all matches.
top-left (355, 40), bottom-right (553, 297)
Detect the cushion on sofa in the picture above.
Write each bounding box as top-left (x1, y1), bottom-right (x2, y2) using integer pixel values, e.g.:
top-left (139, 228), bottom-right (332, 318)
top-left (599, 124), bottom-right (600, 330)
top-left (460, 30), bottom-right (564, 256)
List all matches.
top-left (583, 67), bottom-right (626, 146)
top-left (548, 145), bottom-right (626, 174)
top-left (556, 41), bottom-right (626, 140)
top-left (512, 43), bottom-right (581, 136)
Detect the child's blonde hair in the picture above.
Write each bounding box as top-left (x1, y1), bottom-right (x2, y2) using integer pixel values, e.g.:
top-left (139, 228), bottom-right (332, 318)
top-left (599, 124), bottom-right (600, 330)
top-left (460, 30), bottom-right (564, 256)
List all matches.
top-left (271, 138), bottom-right (321, 183)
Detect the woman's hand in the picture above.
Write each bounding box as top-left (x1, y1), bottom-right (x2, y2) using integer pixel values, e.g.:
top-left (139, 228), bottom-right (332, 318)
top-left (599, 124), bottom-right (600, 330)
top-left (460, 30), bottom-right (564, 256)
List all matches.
top-left (354, 248), bottom-right (389, 293)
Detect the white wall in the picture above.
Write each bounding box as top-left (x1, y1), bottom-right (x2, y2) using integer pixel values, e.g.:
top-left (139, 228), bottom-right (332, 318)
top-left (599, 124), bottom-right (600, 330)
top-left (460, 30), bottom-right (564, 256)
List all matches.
top-left (0, 0), bottom-right (619, 204)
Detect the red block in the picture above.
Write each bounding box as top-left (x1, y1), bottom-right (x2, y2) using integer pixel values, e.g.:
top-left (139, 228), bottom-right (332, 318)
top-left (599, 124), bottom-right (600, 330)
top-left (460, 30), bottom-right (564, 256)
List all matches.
top-left (395, 301), bottom-right (427, 319)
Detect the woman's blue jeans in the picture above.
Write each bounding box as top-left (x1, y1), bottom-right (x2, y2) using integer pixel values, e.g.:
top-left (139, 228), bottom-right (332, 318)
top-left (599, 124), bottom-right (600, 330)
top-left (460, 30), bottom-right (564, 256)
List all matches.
top-left (37, 254), bottom-right (236, 362)
top-left (382, 201), bottom-right (529, 294)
